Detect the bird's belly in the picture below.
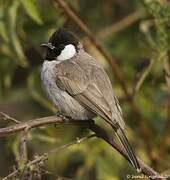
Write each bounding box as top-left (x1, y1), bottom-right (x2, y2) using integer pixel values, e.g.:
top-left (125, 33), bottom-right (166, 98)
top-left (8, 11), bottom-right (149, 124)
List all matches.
top-left (45, 83), bottom-right (94, 120)
top-left (41, 63), bottom-right (94, 120)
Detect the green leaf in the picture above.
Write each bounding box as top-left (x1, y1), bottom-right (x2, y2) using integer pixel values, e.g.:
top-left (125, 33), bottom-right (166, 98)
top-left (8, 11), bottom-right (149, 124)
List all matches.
top-left (8, 0), bottom-right (29, 67)
top-left (0, 6), bottom-right (9, 42)
top-left (20, 0), bottom-right (43, 25)
top-left (0, 22), bottom-right (8, 42)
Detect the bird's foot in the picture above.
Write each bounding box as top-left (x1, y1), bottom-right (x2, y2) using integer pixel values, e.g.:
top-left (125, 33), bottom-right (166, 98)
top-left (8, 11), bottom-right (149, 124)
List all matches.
top-left (56, 112), bottom-right (69, 122)
top-left (54, 112), bottom-right (70, 129)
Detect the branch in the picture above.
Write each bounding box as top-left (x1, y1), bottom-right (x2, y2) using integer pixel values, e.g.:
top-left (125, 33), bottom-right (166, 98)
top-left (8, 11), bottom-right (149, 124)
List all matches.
top-left (17, 127), bottom-right (29, 179)
top-left (0, 114), bottom-right (165, 180)
top-left (134, 57), bottom-right (155, 93)
top-left (0, 115), bottom-right (86, 138)
top-left (97, 11), bottom-right (142, 39)
top-left (134, 53), bottom-right (167, 94)
top-left (0, 112), bottom-right (20, 124)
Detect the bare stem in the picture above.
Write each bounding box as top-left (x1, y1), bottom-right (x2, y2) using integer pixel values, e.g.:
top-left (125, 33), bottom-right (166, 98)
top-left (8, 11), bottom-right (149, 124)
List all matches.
top-left (97, 11), bottom-right (142, 39)
top-left (2, 135), bottom-right (95, 180)
top-left (0, 112), bottom-right (20, 124)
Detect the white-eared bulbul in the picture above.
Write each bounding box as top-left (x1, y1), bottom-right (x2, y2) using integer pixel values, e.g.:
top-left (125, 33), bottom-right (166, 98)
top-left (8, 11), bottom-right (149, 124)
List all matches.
top-left (41, 28), bottom-right (141, 172)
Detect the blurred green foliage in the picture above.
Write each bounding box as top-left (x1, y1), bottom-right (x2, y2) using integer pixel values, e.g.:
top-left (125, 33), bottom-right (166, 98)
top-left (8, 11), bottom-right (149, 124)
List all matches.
top-left (0, 0), bottom-right (170, 179)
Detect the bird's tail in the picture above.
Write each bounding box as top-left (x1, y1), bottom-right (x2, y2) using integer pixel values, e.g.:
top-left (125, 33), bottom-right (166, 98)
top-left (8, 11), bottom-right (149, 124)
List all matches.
top-left (116, 127), bottom-right (141, 173)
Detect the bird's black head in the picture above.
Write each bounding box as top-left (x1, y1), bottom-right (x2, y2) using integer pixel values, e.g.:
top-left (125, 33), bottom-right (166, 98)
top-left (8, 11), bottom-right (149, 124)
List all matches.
top-left (41, 28), bottom-right (79, 61)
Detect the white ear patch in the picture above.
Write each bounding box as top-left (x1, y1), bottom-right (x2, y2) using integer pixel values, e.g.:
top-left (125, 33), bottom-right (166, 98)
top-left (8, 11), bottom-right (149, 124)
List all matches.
top-left (57, 44), bottom-right (76, 61)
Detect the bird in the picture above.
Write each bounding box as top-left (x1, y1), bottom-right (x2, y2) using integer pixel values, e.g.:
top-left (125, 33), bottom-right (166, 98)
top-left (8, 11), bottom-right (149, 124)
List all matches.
top-left (41, 28), bottom-right (141, 172)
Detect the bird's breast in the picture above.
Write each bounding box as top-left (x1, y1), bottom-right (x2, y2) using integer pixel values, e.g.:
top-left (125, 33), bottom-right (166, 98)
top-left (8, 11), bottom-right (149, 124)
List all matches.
top-left (41, 60), bottom-right (94, 120)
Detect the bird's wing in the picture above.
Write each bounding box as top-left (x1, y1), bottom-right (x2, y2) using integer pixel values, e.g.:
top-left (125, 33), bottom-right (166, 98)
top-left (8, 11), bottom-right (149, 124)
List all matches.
top-left (55, 59), bottom-right (141, 172)
top-left (55, 58), bottom-right (124, 129)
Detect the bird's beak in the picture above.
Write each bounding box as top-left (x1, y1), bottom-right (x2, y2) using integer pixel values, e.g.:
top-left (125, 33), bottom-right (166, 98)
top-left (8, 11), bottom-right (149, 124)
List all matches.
top-left (41, 43), bottom-right (55, 50)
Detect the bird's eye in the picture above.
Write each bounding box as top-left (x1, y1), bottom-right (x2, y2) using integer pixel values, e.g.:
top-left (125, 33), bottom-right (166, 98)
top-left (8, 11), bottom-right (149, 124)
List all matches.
top-left (58, 44), bottom-right (65, 51)
top-left (53, 44), bottom-right (65, 56)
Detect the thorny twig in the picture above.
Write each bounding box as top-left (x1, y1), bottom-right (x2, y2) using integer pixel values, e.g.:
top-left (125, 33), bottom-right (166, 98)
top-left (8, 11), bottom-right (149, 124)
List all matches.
top-left (3, 134), bottom-right (95, 180)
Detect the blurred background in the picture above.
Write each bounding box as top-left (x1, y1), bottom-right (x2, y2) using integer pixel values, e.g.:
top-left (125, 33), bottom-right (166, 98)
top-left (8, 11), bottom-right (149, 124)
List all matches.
top-left (0, 0), bottom-right (170, 179)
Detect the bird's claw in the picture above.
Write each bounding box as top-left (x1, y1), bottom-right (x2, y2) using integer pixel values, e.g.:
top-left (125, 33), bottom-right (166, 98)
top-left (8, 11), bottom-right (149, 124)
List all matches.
top-left (56, 112), bottom-right (69, 121)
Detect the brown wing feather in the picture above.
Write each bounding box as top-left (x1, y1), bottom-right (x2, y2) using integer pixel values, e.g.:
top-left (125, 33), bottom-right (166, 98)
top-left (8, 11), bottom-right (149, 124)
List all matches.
top-left (75, 83), bottom-right (113, 121)
top-left (55, 57), bottom-right (124, 129)
top-left (55, 61), bottom-right (88, 94)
